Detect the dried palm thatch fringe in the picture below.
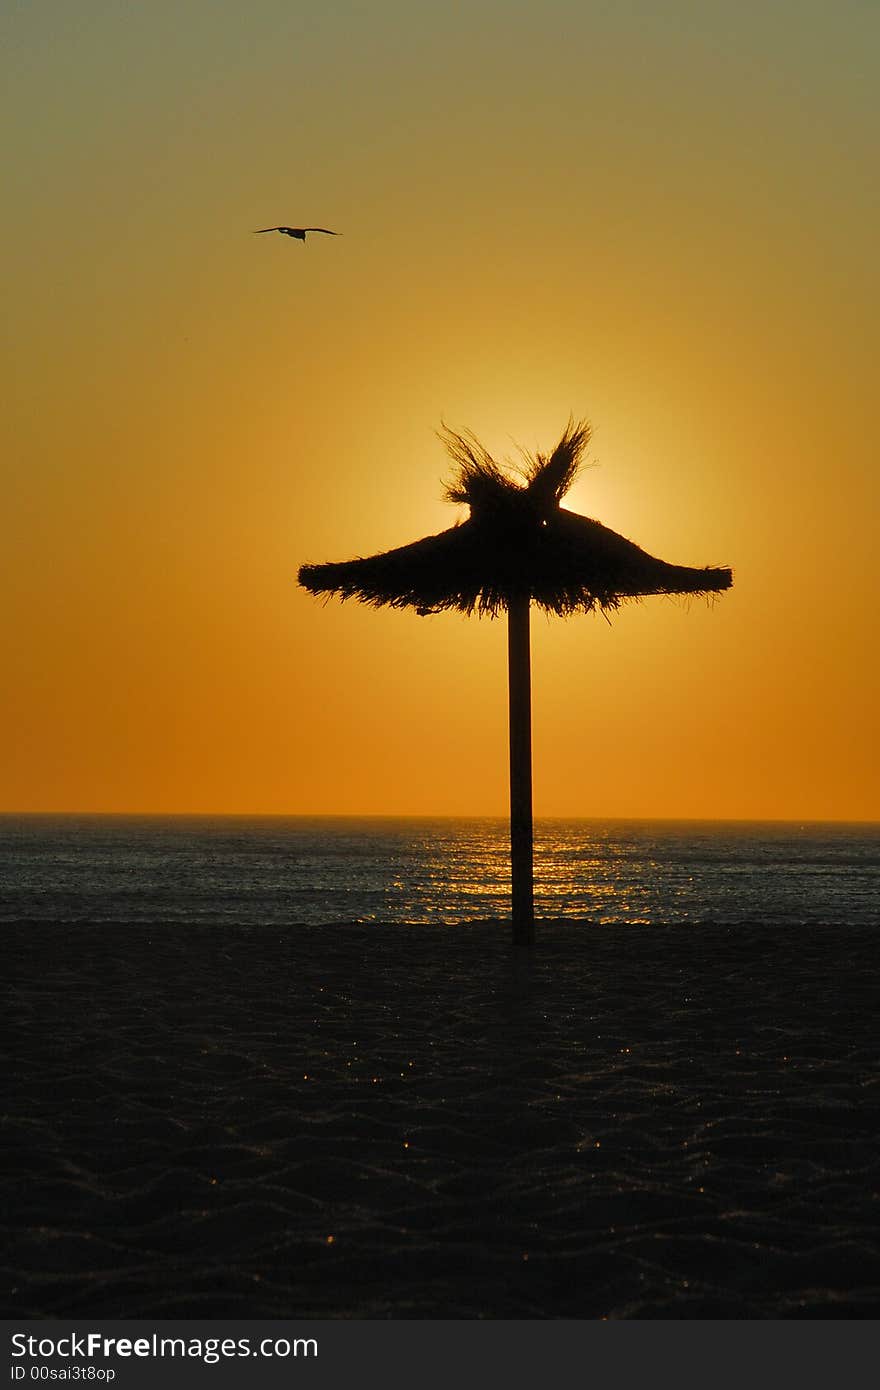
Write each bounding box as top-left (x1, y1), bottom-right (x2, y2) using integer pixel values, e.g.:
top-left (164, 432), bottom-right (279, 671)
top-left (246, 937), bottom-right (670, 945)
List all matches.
top-left (298, 420), bottom-right (733, 618)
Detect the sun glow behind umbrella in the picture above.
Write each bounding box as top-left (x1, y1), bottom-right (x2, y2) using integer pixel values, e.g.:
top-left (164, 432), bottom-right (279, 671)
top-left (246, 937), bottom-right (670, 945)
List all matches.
top-left (299, 421), bottom-right (732, 944)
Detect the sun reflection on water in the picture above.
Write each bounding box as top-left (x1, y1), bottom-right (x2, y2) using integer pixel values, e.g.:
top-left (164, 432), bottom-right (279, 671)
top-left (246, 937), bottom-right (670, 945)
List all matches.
top-left (382, 820), bottom-right (671, 923)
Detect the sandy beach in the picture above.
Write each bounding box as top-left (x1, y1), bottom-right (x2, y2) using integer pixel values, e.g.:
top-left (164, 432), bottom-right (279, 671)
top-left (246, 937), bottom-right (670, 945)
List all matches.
top-left (4, 921), bottom-right (879, 1319)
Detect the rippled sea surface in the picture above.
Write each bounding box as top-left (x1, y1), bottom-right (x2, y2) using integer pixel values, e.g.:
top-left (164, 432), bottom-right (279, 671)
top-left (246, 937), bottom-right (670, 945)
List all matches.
top-left (2, 816), bottom-right (878, 926)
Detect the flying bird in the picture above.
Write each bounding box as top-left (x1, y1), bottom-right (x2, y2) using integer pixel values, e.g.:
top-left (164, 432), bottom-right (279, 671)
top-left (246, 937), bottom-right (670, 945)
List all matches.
top-left (253, 227), bottom-right (340, 241)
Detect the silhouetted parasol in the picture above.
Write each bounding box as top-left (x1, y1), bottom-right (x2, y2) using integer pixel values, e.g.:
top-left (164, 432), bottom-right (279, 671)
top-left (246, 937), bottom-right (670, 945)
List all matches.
top-left (299, 421), bottom-right (732, 946)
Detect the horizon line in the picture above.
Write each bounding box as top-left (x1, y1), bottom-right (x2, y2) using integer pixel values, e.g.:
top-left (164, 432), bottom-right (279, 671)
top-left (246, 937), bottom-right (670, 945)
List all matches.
top-left (1, 811), bottom-right (878, 828)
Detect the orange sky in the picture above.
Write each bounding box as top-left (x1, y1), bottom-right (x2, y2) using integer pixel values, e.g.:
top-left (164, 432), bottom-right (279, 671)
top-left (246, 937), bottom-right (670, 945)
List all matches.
top-left (3, 1), bottom-right (878, 818)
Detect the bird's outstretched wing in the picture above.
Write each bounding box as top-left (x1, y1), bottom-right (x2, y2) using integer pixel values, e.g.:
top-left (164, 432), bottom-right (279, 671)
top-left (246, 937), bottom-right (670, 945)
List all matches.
top-left (254, 227), bottom-right (286, 233)
top-left (302, 228), bottom-right (340, 235)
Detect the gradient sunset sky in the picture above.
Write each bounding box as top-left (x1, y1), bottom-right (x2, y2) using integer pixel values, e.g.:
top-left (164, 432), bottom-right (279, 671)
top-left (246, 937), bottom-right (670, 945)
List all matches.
top-left (4, 1), bottom-right (878, 819)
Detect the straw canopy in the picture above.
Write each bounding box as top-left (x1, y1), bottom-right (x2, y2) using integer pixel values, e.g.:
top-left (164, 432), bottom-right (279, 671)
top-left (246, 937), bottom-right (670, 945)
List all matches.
top-left (298, 421), bottom-right (732, 616)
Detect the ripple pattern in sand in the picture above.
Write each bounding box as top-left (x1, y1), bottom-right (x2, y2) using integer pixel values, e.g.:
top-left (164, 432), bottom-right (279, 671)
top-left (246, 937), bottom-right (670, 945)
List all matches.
top-left (4, 922), bottom-right (879, 1318)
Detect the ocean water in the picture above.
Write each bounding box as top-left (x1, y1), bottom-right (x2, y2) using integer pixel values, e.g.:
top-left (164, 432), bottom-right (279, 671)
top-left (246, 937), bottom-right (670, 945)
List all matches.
top-left (1, 815), bottom-right (878, 927)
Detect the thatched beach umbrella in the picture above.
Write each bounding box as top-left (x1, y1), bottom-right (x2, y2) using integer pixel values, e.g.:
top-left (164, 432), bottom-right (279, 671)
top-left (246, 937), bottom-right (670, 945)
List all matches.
top-left (299, 421), bottom-right (732, 946)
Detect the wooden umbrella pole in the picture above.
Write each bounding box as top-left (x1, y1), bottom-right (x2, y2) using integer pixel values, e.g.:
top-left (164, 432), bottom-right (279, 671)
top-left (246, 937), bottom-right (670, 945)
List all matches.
top-left (507, 592), bottom-right (535, 948)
